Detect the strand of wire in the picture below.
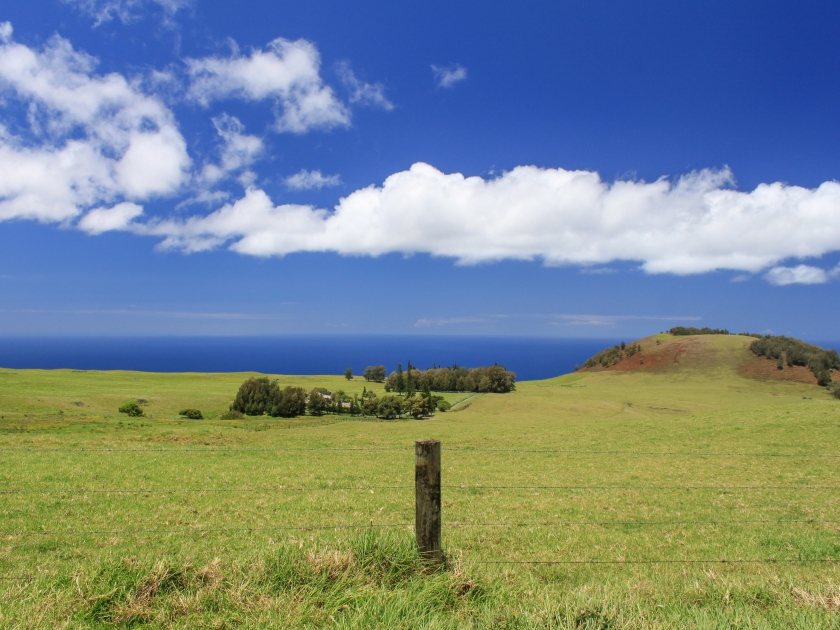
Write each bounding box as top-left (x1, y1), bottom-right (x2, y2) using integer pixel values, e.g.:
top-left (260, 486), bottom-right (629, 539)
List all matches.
top-left (479, 558), bottom-right (838, 565)
top-left (3, 484), bottom-right (840, 495)
top-left (2, 446), bottom-right (840, 457)
top-left (4, 518), bottom-right (836, 536)
top-left (1, 523), bottom-right (412, 536)
top-left (447, 519), bottom-right (839, 527)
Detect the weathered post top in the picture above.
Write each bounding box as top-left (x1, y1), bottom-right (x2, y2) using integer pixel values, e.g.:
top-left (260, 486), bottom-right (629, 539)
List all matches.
top-left (415, 439), bottom-right (443, 564)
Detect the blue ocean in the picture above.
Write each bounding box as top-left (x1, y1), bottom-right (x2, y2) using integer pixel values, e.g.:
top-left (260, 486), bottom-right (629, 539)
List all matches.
top-left (0, 336), bottom-right (626, 382)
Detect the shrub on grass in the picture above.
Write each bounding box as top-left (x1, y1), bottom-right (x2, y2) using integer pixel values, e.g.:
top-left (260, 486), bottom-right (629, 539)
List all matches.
top-left (828, 382), bottom-right (840, 400)
top-left (118, 401), bottom-right (144, 417)
top-left (178, 408), bottom-right (203, 420)
top-left (436, 399), bottom-right (452, 412)
top-left (219, 409), bottom-right (243, 420)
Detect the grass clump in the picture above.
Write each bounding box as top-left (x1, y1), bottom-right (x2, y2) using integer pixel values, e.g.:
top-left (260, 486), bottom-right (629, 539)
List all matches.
top-left (71, 532), bottom-right (490, 629)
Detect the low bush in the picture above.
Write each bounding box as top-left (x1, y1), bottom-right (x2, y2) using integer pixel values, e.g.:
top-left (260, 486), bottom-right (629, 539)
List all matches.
top-left (118, 401), bottom-right (143, 417)
top-left (436, 399), bottom-right (452, 412)
top-left (219, 409), bottom-right (243, 420)
top-left (178, 408), bottom-right (202, 420)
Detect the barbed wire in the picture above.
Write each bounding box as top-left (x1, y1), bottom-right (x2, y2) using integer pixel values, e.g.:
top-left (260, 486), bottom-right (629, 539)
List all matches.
top-left (445, 447), bottom-right (840, 458)
top-left (0, 485), bottom-right (411, 495)
top-left (0, 523), bottom-right (412, 536)
top-left (448, 519), bottom-right (839, 527)
top-left (0, 446), bottom-right (410, 453)
top-left (2, 483), bottom-right (838, 495)
top-left (2, 446), bottom-right (839, 457)
top-left (4, 518), bottom-right (835, 537)
top-left (479, 558), bottom-right (838, 565)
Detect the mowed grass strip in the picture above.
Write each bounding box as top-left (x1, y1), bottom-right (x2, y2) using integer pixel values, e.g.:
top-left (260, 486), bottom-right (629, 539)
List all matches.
top-left (2, 335), bottom-right (840, 627)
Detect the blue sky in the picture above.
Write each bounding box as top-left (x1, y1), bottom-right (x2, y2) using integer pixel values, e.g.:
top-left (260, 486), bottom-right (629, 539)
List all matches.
top-left (0, 0), bottom-right (839, 338)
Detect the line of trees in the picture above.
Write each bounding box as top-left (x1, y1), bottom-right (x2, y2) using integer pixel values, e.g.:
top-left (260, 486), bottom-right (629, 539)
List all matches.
top-left (382, 363), bottom-right (516, 394)
top-left (669, 327), bottom-right (730, 336)
top-left (580, 341), bottom-right (642, 369)
top-left (750, 336), bottom-right (840, 386)
top-left (229, 377), bottom-right (452, 420)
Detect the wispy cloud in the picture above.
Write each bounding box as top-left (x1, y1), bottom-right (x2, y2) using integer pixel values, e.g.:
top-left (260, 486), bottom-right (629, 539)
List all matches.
top-left (414, 317), bottom-right (487, 328)
top-left (432, 64), bottom-right (467, 88)
top-left (336, 61), bottom-right (393, 110)
top-left (284, 169), bottom-right (342, 191)
top-left (415, 313), bottom-right (701, 328)
top-left (0, 308), bottom-right (294, 319)
top-left (62, 0), bottom-right (192, 26)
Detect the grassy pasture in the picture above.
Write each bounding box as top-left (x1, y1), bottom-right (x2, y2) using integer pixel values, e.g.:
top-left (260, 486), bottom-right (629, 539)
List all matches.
top-left (2, 334), bottom-right (840, 627)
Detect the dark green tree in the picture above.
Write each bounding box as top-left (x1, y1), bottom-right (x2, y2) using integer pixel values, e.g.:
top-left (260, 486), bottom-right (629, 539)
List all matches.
top-left (267, 386), bottom-right (307, 417)
top-left (405, 369), bottom-right (415, 397)
top-left (344, 368), bottom-right (353, 380)
top-left (232, 377), bottom-right (277, 416)
top-left (307, 389), bottom-right (328, 415)
top-left (395, 364), bottom-right (405, 394)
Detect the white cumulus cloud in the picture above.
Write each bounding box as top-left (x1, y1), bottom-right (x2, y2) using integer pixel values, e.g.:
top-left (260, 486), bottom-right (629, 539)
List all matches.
top-left (432, 64), bottom-right (467, 88)
top-left (129, 162), bottom-right (840, 278)
top-left (284, 169), bottom-right (341, 191)
top-left (0, 25), bottom-right (190, 225)
top-left (186, 38), bottom-right (350, 133)
top-left (764, 265), bottom-right (830, 286)
top-left (78, 201), bottom-right (143, 234)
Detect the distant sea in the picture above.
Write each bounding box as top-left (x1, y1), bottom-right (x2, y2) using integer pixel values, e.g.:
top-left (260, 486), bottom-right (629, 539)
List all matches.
top-left (0, 336), bottom-right (627, 382)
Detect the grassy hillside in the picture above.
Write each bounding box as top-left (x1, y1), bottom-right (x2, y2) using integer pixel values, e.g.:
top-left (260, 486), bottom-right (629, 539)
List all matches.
top-left (2, 335), bottom-right (840, 627)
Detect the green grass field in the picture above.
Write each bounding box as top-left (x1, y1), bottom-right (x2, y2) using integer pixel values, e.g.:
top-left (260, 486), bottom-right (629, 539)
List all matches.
top-left (2, 334), bottom-right (840, 628)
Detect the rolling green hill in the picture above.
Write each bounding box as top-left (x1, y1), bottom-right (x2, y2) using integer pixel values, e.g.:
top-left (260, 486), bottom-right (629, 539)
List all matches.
top-left (1, 336), bottom-right (839, 627)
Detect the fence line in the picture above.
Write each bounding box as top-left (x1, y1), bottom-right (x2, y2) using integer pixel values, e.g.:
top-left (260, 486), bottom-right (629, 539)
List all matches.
top-left (3, 518), bottom-right (835, 537)
top-left (2, 483), bottom-right (839, 495)
top-left (478, 558), bottom-right (839, 565)
top-left (447, 519), bottom-right (839, 527)
top-left (1, 523), bottom-right (412, 536)
top-left (3, 446), bottom-right (840, 457)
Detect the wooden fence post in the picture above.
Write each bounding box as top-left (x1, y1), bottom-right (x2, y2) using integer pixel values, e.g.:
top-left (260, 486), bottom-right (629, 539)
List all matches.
top-left (415, 439), bottom-right (443, 563)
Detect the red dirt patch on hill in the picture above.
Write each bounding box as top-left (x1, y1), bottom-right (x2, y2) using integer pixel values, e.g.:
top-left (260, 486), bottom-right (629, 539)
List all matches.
top-left (580, 336), bottom-right (717, 373)
top-left (737, 355), bottom-right (819, 385)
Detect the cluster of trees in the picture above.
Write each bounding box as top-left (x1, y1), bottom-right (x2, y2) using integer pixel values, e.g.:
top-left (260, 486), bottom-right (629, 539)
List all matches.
top-left (307, 385), bottom-right (450, 419)
top-left (362, 365), bottom-right (387, 382)
top-left (381, 363), bottom-right (515, 394)
top-left (581, 341), bottom-right (642, 369)
top-left (231, 378), bottom-right (307, 417)
top-left (230, 377), bottom-right (453, 420)
top-left (669, 327), bottom-right (730, 336)
top-left (750, 336), bottom-right (840, 386)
